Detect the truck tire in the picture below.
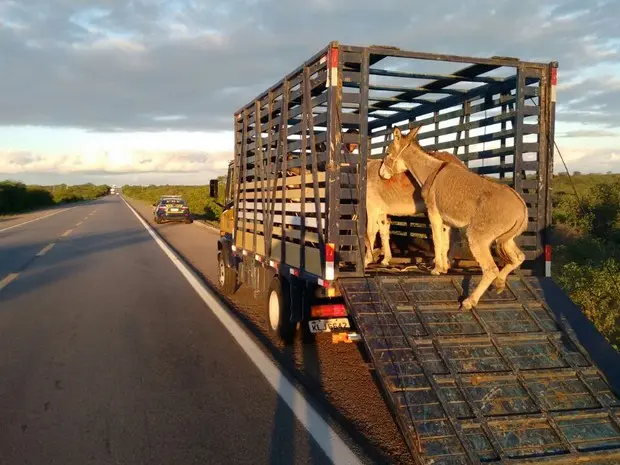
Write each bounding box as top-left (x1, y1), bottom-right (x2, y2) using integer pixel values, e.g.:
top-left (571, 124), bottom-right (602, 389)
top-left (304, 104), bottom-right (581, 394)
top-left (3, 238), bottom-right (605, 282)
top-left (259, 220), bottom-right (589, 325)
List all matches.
top-left (217, 252), bottom-right (237, 295)
top-left (266, 276), bottom-right (296, 344)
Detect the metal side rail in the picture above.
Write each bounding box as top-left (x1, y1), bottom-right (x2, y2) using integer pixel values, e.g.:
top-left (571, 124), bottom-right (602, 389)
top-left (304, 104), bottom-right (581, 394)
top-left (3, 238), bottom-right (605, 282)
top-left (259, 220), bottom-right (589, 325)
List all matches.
top-left (339, 274), bottom-right (620, 465)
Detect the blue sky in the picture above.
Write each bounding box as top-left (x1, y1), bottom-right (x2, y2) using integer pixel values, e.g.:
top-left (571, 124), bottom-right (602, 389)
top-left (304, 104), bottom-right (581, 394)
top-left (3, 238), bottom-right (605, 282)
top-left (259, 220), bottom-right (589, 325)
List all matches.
top-left (1, 0), bottom-right (619, 186)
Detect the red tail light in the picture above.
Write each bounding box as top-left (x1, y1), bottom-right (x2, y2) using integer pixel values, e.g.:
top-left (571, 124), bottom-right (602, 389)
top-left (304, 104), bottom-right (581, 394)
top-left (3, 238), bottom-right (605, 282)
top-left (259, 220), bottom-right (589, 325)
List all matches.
top-left (310, 303), bottom-right (347, 318)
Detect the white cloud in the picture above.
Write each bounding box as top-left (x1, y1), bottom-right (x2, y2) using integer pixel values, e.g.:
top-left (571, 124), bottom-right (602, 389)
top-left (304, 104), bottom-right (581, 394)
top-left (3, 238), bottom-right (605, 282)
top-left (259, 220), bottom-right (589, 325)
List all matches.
top-left (1, 0), bottom-right (620, 184)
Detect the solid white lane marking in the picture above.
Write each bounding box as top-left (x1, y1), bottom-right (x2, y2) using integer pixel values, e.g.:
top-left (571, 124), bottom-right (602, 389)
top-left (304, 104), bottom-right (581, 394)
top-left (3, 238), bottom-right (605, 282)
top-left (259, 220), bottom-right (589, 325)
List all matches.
top-left (36, 243), bottom-right (56, 256)
top-left (0, 273), bottom-right (20, 290)
top-left (0, 207), bottom-right (75, 233)
top-left (121, 198), bottom-right (363, 465)
top-left (61, 229), bottom-right (73, 237)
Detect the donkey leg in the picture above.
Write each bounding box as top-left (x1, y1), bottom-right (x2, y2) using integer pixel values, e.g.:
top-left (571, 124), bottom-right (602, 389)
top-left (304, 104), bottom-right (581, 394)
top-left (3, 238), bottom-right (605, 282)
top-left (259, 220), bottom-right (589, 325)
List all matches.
top-left (428, 209), bottom-right (446, 275)
top-left (494, 238), bottom-right (525, 293)
top-left (365, 216), bottom-right (379, 267)
top-left (379, 217), bottom-right (392, 266)
top-left (461, 234), bottom-right (499, 310)
top-left (440, 225), bottom-right (451, 273)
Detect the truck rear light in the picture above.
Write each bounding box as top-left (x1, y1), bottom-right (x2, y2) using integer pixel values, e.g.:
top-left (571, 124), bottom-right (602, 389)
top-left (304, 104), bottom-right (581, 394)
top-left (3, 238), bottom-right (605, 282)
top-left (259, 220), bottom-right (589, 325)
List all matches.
top-left (325, 242), bottom-right (335, 280)
top-left (545, 244), bottom-right (552, 277)
top-left (310, 303), bottom-right (347, 318)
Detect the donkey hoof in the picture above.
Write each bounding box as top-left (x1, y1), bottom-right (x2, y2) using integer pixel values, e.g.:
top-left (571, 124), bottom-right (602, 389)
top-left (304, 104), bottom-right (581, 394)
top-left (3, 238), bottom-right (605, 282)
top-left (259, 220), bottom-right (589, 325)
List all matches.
top-left (431, 267), bottom-right (443, 276)
top-left (381, 258), bottom-right (391, 266)
top-left (460, 298), bottom-right (474, 311)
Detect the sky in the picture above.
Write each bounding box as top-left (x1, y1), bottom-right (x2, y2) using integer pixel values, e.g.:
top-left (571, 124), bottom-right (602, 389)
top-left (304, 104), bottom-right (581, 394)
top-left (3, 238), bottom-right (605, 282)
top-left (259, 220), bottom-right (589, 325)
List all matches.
top-left (1, 0), bottom-right (619, 186)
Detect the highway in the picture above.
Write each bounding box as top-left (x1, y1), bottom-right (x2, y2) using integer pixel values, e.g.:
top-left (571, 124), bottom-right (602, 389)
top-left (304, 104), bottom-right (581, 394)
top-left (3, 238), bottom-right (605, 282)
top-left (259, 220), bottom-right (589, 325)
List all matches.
top-left (0, 196), bottom-right (387, 465)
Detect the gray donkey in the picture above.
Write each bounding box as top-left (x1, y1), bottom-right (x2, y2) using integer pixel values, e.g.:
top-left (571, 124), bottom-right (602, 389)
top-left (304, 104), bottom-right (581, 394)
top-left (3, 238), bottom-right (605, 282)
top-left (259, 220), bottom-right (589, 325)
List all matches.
top-left (365, 151), bottom-right (466, 268)
top-left (378, 125), bottom-right (528, 310)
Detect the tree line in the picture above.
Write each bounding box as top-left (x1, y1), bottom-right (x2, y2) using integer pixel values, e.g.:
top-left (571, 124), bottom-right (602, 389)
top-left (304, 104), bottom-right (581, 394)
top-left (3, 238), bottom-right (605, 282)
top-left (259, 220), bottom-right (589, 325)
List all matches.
top-left (0, 180), bottom-right (110, 215)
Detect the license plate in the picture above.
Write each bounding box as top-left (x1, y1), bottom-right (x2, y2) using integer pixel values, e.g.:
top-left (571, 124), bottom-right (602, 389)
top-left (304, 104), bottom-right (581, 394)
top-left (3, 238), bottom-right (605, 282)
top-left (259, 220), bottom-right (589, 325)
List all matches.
top-left (309, 318), bottom-right (350, 333)
top-left (170, 208), bottom-right (179, 212)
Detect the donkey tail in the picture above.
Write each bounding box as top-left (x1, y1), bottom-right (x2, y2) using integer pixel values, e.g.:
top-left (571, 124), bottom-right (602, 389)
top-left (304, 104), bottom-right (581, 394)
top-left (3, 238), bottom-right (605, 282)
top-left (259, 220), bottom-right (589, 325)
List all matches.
top-left (495, 193), bottom-right (528, 263)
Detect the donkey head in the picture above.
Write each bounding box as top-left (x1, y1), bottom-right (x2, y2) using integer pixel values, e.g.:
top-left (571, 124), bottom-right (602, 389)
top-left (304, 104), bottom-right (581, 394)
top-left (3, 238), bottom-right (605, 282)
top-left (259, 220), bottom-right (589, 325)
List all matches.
top-left (379, 125), bottom-right (423, 179)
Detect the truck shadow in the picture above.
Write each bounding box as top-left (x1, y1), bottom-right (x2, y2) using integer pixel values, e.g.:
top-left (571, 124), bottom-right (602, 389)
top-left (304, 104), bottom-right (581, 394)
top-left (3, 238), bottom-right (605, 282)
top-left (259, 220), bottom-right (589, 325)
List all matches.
top-left (154, 234), bottom-right (398, 465)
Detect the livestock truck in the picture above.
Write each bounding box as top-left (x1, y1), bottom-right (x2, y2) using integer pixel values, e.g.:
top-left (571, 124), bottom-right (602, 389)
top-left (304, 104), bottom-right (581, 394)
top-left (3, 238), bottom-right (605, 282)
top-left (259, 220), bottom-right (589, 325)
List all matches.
top-left (210, 42), bottom-right (620, 464)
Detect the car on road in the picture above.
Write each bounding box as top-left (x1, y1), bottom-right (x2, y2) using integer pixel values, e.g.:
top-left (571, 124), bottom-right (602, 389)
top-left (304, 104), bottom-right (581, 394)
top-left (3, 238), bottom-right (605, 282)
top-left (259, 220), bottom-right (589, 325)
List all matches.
top-left (152, 196), bottom-right (193, 224)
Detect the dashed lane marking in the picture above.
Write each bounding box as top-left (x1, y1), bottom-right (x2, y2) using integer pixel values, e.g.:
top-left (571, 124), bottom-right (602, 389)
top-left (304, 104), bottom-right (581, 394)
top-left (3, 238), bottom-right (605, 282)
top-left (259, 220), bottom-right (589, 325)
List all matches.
top-left (76, 221), bottom-right (83, 226)
top-left (61, 229), bottom-right (73, 237)
top-left (0, 207), bottom-right (76, 233)
top-left (36, 243), bottom-right (56, 257)
top-left (0, 273), bottom-right (20, 291)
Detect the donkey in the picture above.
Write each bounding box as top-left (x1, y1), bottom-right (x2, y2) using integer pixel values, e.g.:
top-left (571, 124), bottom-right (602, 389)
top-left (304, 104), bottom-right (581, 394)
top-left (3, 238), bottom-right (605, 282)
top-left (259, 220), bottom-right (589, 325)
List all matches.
top-left (378, 125), bottom-right (528, 310)
top-left (365, 151), bottom-right (467, 268)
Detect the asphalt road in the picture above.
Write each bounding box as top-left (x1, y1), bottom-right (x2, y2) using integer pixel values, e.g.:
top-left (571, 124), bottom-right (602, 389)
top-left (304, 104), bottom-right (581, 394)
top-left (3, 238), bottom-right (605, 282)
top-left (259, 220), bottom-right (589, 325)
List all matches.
top-left (0, 196), bottom-right (361, 465)
top-left (124, 197), bottom-right (414, 465)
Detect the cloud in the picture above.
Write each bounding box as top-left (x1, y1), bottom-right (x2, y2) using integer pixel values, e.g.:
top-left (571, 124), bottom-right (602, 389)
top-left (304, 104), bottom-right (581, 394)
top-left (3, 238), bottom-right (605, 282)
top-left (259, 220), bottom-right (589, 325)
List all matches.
top-left (559, 129), bottom-right (619, 138)
top-left (1, 0), bottom-right (620, 133)
top-left (552, 146), bottom-right (620, 174)
top-left (0, 149), bottom-right (231, 176)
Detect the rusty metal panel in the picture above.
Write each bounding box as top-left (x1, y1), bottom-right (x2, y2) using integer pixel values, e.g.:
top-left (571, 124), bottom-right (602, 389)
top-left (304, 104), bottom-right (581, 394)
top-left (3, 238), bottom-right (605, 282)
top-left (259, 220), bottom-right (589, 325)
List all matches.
top-left (339, 274), bottom-right (620, 464)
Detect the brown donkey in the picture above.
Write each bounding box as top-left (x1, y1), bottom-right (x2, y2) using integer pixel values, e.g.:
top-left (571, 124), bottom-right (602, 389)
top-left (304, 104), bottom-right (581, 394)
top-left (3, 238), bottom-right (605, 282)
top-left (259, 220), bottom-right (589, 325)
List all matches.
top-left (365, 152), bottom-right (466, 267)
top-left (378, 125), bottom-right (528, 310)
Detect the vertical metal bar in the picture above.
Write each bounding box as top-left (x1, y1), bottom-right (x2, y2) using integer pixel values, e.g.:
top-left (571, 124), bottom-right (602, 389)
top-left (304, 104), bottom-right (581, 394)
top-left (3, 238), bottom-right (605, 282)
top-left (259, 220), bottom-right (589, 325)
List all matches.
top-left (326, 45), bottom-right (342, 253)
top-left (357, 50), bottom-right (369, 275)
top-left (253, 100), bottom-right (261, 255)
top-left (499, 91), bottom-right (509, 180)
top-left (242, 109), bottom-right (249, 250)
top-left (304, 66), bottom-right (326, 256)
top-left (281, 79), bottom-right (290, 265)
top-left (544, 62), bottom-right (558, 276)
top-left (263, 91), bottom-right (274, 258)
top-left (300, 68), bottom-right (308, 271)
top-left (513, 66), bottom-right (526, 197)
top-left (232, 113), bottom-right (242, 247)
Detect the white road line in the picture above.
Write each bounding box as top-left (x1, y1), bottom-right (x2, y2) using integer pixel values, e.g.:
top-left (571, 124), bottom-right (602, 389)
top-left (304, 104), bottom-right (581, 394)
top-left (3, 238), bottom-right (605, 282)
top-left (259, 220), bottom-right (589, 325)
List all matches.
top-left (121, 198), bottom-right (363, 465)
top-left (76, 221), bottom-right (83, 226)
top-left (0, 207), bottom-right (75, 233)
top-left (0, 273), bottom-right (20, 290)
top-left (36, 243), bottom-right (56, 256)
top-left (61, 229), bottom-right (73, 237)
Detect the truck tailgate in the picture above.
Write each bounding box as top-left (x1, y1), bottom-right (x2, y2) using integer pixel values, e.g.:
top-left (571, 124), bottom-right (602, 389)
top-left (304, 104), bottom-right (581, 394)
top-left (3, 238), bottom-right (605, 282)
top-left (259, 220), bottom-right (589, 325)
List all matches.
top-left (340, 274), bottom-right (620, 464)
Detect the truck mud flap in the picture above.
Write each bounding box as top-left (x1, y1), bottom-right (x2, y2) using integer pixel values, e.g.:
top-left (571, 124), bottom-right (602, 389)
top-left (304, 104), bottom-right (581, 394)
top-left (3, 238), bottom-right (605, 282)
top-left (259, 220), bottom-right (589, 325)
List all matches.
top-left (339, 274), bottom-right (620, 465)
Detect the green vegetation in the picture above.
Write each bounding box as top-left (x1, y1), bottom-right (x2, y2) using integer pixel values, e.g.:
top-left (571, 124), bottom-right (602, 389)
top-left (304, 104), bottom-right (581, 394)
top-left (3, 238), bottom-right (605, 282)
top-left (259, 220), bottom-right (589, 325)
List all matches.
top-left (551, 173), bottom-right (620, 351)
top-left (122, 172), bottom-right (620, 350)
top-left (0, 180), bottom-right (110, 215)
top-left (121, 176), bottom-right (226, 226)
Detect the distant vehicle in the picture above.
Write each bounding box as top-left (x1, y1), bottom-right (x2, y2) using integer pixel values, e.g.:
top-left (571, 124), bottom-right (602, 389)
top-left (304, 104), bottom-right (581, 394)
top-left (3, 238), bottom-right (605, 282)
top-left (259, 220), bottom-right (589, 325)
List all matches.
top-left (152, 196), bottom-right (193, 224)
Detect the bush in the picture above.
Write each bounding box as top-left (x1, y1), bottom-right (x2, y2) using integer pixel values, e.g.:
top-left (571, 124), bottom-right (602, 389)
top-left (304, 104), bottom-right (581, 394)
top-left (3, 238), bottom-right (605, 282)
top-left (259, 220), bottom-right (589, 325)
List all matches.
top-left (551, 174), bottom-right (620, 351)
top-left (0, 180), bottom-right (110, 215)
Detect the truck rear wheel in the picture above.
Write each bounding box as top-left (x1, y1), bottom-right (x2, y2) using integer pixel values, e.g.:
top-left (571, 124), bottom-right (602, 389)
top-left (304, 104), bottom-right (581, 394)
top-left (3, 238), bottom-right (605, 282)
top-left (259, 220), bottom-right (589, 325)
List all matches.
top-left (218, 252), bottom-right (237, 295)
top-left (267, 277), bottom-right (296, 344)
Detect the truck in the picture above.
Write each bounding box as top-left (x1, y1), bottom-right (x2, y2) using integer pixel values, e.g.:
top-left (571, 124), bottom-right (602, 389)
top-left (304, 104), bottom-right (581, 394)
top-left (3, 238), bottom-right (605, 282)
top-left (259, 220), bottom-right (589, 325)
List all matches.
top-left (210, 42), bottom-right (620, 464)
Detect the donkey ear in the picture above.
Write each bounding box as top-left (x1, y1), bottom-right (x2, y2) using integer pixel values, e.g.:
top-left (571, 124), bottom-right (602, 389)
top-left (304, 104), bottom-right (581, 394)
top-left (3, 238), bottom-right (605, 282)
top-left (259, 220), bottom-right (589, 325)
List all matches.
top-left (408, 124), bottom-right (422, 140)
top-left (392, 127), bottom-right (402, 142)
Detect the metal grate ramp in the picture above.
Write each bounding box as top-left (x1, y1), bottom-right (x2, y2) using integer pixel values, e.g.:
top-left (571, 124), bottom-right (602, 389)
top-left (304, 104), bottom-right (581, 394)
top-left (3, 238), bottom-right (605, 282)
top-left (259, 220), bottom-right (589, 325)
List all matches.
top-left (340, 275), bottom-right (620, 465)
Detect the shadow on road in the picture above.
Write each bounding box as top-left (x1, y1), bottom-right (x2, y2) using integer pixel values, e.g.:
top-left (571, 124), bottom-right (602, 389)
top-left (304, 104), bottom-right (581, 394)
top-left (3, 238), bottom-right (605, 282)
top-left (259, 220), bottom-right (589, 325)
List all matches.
top-left (0, 227), bottom-right (151, 304)
top-left (150, 231), bottom-right (396, 465)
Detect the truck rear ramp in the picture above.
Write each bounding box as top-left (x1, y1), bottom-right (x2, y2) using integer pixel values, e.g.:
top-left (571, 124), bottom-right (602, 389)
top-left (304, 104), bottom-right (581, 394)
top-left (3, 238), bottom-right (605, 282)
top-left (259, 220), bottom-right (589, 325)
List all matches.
top-left (340, 274), bottom-right (620, 465)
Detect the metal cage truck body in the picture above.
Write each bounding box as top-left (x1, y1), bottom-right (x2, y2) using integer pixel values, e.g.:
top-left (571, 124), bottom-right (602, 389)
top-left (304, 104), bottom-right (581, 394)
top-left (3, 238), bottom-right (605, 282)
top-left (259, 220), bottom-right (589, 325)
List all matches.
top-left (211, 42), bottom-right (620, 464)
